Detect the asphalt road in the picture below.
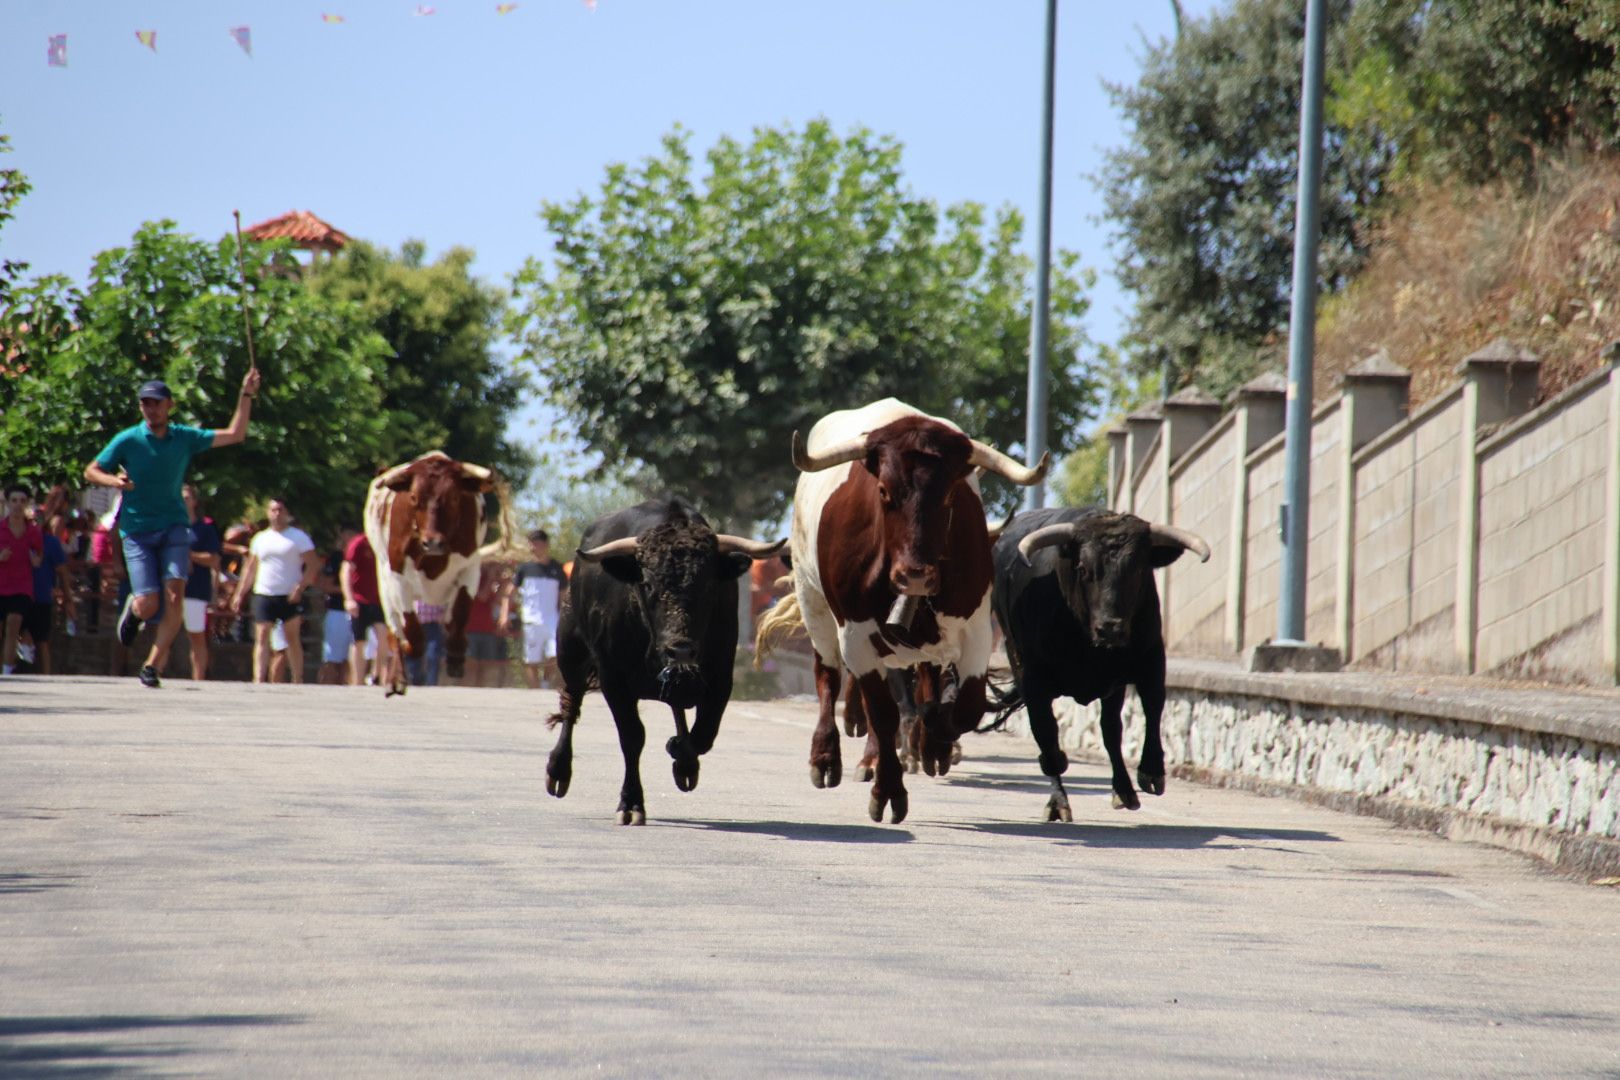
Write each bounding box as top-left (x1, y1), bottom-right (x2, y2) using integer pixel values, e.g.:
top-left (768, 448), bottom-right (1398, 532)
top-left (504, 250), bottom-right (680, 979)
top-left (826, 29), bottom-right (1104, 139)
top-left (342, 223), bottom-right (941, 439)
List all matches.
top-left (3, 676), bottom-right (1618, 1078)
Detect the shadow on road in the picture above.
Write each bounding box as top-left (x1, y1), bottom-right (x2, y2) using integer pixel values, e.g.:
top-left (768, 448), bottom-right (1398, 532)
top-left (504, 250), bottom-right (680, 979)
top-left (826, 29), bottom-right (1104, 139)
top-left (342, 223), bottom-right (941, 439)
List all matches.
top-left (944, 820), bottom-right (1341, 850)
top-left (0, 1014), bottom-right (301, 1078)
top-left (0, 874), bottom-right (78, 896)
top-left (659, 818), bottom-right (914, 843)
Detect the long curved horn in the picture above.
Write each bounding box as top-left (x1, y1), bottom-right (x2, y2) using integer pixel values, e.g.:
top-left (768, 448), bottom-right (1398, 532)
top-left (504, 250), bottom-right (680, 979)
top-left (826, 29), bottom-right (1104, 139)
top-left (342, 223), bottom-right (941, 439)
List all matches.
top-left (1016, 522), bottom-right (1080, 566)
top-left (1149, 523), bottom-right (1211, 563)
top-left (969, 440), bottom-right (1050, 486)
top-left (791, 431), bottom-right (867, 473)
top-left (715, 535), bottom-right (789, 559)
top-left (576, 536), bottom-right (640, 563)
top-left (458, 461), bottom-right (493, 482)
top-left (985, 507), bottom-right (1018, 542)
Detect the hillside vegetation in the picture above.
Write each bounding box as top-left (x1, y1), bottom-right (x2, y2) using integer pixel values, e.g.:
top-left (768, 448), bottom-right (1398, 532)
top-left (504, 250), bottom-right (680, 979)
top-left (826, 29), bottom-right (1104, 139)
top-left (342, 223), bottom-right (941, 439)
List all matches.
top-left (1317, 152), bottom-right (1620, 408)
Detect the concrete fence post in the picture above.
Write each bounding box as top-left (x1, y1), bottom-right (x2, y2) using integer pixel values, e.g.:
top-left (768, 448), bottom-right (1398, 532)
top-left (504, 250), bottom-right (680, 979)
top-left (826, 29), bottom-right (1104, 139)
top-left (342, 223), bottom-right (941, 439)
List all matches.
top-left (1605, 362), bottom-right (1620, 685)
top-left (1104, 422), bottom-right (1127, 511)
top-left (1335, 351), bottom-right (1412, 661)
top-left (1123, 404), bottom-right (1164, 517)
top-left (1456, 340), bottom-right (1540, 674)
top-left (1160, 388), bottom-right (1221, 628)
top-left (1225, 373), bottom-right (1287, 651)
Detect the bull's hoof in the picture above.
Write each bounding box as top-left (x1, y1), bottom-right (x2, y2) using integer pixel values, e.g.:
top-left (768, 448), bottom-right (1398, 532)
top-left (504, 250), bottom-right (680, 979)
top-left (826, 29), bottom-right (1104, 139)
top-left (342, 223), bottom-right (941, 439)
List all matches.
top-left (810, 761), bottom-right (841, 789)
top-left (1111, 788), bottom-right (1142, 811)
top-left (1137, 769), bottom-right (1166, 796)
top-left (615, 808), bottom-right (647, 826)
top-left (1044, 795), bottom-right (1073, 823)
top-left (900, 753), bottom-right (919, 775)
top-left (672, 757), bottom-right (700, 793)
top-left (445, 655), bottom-right (466, 679)
top-left (921, 748), bottom-right (952, 778)
top-left (949, 741), bottom-right (963, 766)
top-left (545, 771), bottom-right (571, 799)
top-left (843, 714), bottom-right (867, 738)
top-left (855, 761), bottom-right (875, 783)
top-left (868, 790), bottom-right (909, 825)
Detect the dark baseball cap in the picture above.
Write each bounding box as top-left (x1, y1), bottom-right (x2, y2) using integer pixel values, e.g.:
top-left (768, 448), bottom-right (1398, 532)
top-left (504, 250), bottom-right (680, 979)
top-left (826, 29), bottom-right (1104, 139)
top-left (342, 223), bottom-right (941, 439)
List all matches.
top-left (137, 379), bottom-right (173, 401)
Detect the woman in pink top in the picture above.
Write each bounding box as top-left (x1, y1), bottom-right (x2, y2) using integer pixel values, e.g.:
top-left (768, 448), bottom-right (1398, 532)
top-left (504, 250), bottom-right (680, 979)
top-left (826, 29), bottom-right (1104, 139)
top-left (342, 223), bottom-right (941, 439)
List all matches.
top-left (1, 484), bottom-right (45, 676)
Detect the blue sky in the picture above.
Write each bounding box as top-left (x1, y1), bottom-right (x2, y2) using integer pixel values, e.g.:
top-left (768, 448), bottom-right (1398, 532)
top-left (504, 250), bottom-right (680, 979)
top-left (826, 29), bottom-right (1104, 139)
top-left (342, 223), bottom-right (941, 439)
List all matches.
top-left (3, 0), bottom-right (1221, 460)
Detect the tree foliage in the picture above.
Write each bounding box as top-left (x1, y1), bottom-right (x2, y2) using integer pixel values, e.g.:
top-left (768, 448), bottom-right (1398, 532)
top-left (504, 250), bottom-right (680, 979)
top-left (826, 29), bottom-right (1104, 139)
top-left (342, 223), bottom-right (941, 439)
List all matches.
top-left (511, 120), bottom-right (1100, 525)
top-left (1098, 0), bottom-right (1387, 399)
top-left (0, 222), bottom-right (391, 538)
top-left (309, 240), bottom-right (533, 487)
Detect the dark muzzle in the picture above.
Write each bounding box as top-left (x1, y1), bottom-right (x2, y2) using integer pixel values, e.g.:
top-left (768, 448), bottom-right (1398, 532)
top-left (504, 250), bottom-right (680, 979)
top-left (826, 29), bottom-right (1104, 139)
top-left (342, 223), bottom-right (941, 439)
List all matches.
top-left (656, 662), bottom-right (704, 704)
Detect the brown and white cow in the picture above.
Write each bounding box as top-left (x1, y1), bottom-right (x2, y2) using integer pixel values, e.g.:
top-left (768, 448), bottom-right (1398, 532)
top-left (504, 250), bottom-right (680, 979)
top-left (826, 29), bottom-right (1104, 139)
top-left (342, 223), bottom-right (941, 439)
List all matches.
top-left (762, 398), bottom-right (1047, 824)
top-left (363, 450), bottom-right (503, 695)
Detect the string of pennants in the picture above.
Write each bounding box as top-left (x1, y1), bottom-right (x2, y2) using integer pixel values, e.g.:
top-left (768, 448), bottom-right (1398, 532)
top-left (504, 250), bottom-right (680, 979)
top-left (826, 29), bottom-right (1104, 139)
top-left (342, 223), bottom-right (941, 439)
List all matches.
top-left (44, 1), bottom-right (597, 66)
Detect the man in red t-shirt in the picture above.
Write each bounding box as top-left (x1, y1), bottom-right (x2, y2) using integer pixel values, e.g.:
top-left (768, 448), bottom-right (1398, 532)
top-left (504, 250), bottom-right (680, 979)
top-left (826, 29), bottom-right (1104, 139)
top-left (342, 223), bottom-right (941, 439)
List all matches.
top-left (340, 532), bottom-right (382, 686)
top-left (1, 484), bottom-right (46, 676)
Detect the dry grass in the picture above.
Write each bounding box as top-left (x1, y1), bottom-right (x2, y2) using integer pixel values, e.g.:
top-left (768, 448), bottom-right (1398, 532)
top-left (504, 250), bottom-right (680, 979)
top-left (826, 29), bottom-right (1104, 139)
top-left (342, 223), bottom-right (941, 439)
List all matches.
top-left (1316, 151), bottom-right (1620, 408)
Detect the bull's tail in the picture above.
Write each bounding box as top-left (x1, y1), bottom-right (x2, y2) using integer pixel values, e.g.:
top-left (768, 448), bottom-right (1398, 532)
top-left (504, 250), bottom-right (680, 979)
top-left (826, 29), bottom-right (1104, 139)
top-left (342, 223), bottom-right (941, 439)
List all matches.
top-left (976, 670), bottom-right (1024, 732)
top-left (752, 586), bottom-right (805, 669)
top-left (545, 671), bottom-right (599, 728)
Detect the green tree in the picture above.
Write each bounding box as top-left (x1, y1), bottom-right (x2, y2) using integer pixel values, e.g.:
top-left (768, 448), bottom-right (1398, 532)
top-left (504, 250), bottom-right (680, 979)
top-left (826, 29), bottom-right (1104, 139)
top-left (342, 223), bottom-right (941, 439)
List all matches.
top-left (1334, 1), bottom-right (1620, 186)
top-left (510, 120), bottom-right (1100, 525)
top-left (0, 221), bottom-right (392, 538)
top-left (1098, 0), bottom-right (1388, 398)
top-left (0, 121), bottom-right (30, 312)
top-left (309, 240), bottom-right (532, 486)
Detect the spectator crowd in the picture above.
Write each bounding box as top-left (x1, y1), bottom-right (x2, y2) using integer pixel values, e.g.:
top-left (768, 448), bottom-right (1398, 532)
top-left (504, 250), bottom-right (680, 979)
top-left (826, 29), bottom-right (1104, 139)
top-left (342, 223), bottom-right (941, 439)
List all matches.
top-left (0, 479), bottom-right (569, 690)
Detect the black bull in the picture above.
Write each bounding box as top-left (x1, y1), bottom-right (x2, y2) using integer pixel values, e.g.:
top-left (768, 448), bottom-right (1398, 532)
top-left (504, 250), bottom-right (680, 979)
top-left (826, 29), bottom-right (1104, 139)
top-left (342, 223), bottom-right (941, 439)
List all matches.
top-left (543, 497), bottom-right (784, 825)
top-left (990, 506), bottom-right (1210, 822)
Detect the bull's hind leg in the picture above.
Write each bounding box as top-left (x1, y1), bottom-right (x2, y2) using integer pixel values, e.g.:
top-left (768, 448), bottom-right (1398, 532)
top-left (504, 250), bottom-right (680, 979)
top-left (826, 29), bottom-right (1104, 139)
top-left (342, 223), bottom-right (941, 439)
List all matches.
top-left (605, 690), bottom-right (648, 825)
top-left (545, 618), bottom-right (591, 799)
top-left (856, 671), bottom-right (908, 824)
top-left (444, 585), bottom-right (472, 680)
top-left (843, 678), bottom-right (867, 738)
top-left (1100, 686), bottom-right (1140, 810)
top-left (1134, 651), bottom-right (1169, 797)
top-left (809, 655), bottom-right (843, 789)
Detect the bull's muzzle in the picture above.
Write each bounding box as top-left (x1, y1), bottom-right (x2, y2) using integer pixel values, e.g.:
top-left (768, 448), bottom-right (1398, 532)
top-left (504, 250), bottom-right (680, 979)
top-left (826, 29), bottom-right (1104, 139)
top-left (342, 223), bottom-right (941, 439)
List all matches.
top-left (889, 565), bottom-right (939, 597)
top-left (420, 536), bottom-right (446, 557)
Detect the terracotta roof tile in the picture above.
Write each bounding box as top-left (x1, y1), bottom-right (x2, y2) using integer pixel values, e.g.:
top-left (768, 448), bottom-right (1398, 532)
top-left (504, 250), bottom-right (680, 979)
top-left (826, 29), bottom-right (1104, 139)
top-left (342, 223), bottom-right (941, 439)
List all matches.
top-left (243, 210), bottom-right (350, 250)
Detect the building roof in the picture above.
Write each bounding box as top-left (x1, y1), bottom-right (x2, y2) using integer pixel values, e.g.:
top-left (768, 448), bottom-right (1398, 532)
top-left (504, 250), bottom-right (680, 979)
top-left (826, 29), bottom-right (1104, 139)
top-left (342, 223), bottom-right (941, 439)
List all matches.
top-left (243, 210), bottom-right (350, 252)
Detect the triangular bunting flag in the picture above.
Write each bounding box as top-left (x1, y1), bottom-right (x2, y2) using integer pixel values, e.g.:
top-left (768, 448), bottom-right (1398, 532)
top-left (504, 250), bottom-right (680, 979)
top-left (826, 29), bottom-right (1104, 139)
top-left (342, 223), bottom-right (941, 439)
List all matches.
top-left (47, 34), bottom-right (67, 67)
top-left (135, 30), bottom-right (157, 52)
top-left (415, 5), bottom-right (437, 14)
top-left (229, 26), bottom-right (252, 57)
top-left (321, 13), bottom-right (346, 24)
top-left (496, 3), bottom-right (519, 13)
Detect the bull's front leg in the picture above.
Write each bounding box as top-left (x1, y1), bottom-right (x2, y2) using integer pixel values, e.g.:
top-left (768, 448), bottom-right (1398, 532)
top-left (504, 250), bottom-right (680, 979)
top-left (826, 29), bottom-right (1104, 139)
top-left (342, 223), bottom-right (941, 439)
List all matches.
top-left (913, 664), bottom-right (957, 778)
top-left (1021, 681), bottom-right (1072, 823)
top-left (443, 585), bottom-right (472, 680)
top-left (667, 707), bottom-right (700, 793)
top-left (1099, 686), bottom-right (1140, 810)
top-left (809, 655), bottom-right (843, 789)
top-left (1134, 651), bottom-right (1169, 797)
top-left (842, 677), bottom-right (867, 738)
top-left (856, 671), bottom-right (908, 825)
top-left (604, 690), bottom-right (648, 826)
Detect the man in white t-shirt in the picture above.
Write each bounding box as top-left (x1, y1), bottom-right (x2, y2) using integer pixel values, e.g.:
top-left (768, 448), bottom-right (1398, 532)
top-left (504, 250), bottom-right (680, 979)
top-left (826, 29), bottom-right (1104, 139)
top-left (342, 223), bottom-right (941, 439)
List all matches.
top-left (232, 496), bottom-right (319, 684)
top-left (512, 528), bottom-right (566, 689)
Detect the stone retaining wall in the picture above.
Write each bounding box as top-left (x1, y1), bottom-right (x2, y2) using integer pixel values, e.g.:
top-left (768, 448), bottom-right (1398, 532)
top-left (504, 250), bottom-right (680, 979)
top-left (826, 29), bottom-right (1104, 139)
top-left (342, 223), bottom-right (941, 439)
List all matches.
top-left (1003, 660), bottom-right (1620, 879)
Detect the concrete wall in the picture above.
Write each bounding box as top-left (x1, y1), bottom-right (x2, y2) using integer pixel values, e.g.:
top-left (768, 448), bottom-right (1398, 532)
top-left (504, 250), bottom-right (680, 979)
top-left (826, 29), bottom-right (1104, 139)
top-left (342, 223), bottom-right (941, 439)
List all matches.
top-left (1166, 416), bottom-right (1238, 651)
top-left (1109, 350), bottom-right (1620, 686)
top-left (1476, 371), bottom-right (1614, 682)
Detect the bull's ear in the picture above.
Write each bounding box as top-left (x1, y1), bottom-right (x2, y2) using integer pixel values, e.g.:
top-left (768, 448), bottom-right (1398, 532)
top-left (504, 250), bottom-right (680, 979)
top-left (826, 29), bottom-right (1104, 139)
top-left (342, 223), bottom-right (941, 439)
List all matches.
top-left (597, 555), bottom-right (643, 585)
top-left (718, 553), bottom-right (753, 581)
top-left (459, 475), bottom-right (495, 494)
top-left (384, 474), bottom-right (415, 494)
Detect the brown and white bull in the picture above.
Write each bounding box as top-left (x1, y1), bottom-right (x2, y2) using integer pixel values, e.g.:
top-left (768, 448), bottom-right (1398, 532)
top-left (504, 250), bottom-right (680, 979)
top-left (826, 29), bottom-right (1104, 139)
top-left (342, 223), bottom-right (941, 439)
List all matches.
top-left (760, 399), bottom-right (1047, 824)
top-left (363, 450), bottom-right (502, 696)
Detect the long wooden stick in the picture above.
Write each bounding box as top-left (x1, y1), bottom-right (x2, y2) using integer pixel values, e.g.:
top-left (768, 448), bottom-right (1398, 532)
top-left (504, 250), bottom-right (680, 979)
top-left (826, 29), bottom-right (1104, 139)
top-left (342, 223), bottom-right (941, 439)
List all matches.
top-left (231, 210), bottom-right (259, 374)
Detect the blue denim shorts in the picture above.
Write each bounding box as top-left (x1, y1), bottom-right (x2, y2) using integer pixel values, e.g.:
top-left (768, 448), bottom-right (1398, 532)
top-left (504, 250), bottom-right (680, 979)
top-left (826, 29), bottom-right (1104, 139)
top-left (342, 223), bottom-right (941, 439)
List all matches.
top-left (122, 523), bottom-right (194, 597)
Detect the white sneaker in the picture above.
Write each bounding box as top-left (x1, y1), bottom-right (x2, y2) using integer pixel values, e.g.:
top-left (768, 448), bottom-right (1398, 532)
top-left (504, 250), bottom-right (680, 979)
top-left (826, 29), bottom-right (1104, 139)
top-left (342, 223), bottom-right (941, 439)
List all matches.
top-left (16, 642), bottom-right (35, 664)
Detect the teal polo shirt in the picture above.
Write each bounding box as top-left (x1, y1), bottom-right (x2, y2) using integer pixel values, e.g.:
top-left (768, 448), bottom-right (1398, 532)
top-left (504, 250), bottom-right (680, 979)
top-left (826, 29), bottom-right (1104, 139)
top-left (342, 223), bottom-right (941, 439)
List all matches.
top-left (94, 422), bottom-right (216, 536)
